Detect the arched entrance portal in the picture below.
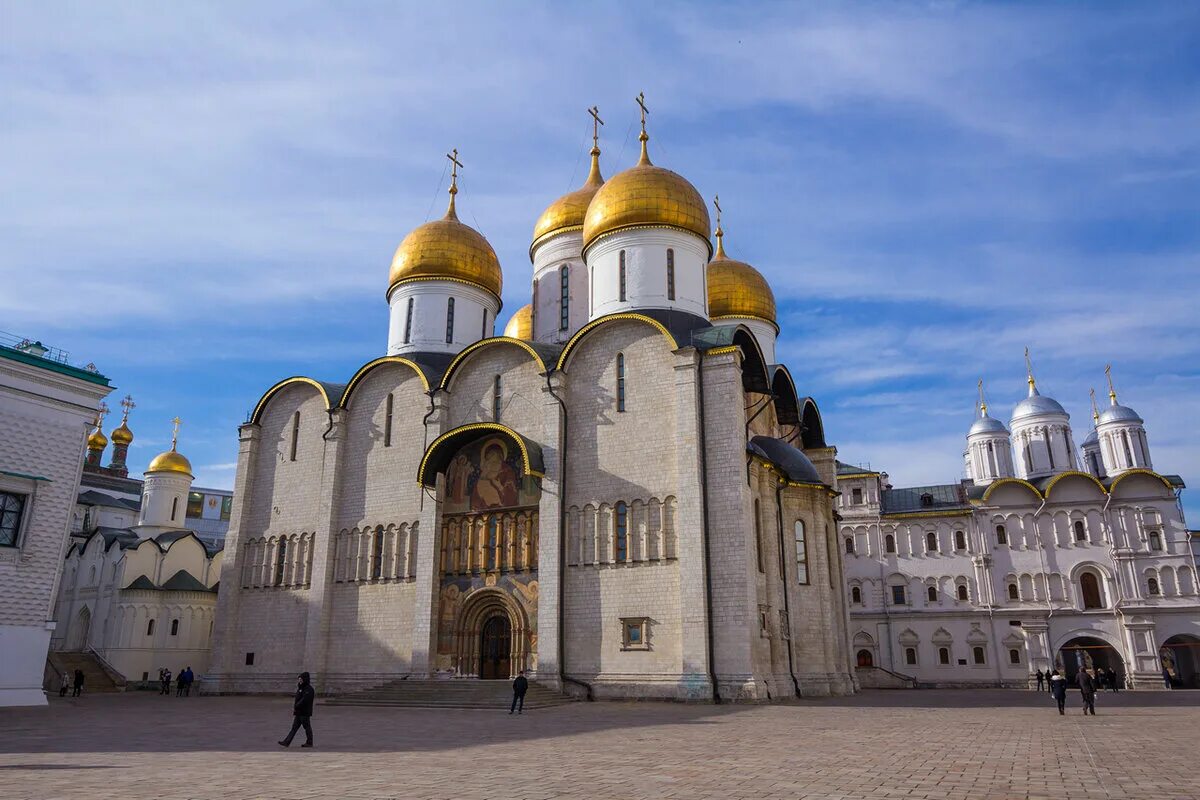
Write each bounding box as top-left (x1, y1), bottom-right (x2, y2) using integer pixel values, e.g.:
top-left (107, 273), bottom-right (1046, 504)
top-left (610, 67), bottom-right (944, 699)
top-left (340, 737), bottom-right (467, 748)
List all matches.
top-left (480, 615), bottom-right (512, 679)
top-left (1057, 636), bottom-right (1124, 686)
top-left (1160, 635), bottom-right (1200, 689)
top-left (857, 649), bottom-right (874, 667)
top-left (70, 606), bottom-right (92, 651)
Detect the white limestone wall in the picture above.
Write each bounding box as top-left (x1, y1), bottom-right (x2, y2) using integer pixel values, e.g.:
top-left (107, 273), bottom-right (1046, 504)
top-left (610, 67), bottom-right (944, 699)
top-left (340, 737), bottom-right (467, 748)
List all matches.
top-left (715, 316), bottom-right (777, 364)
top-left (531, 232), bottom-right (588, 344)
top-left (1097, 420), bottom-right (1153, 475)
top-left (585, 228), bottom-right (709, 320)
top-left (967, 433), bottom-right (1013, 484)
top-left (387, 281), bottom-right (499, 357)
top-left (1011, 415), bottom-right (1077, 479)
top-left (443, 344), bottom-right (548, 436)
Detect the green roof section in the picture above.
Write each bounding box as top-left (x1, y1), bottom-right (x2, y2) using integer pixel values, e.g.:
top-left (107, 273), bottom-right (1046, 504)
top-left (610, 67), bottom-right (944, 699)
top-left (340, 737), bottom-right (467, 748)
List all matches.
top-left (0, 343), bottom-right (110, 387)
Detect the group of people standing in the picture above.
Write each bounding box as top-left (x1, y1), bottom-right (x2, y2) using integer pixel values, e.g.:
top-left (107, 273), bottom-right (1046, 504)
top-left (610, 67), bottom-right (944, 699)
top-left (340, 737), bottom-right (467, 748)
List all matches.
top-left (57, 669), bottom-right (84, 697)
top-left (158, 666), bottom-right (196, 696)
top-left (1036, 666), bottom-right (1120, 716)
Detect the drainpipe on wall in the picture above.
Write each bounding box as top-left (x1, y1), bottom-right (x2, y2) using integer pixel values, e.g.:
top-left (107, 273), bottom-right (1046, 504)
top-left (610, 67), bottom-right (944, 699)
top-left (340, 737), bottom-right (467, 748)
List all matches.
top-left (775, 480), bottom-right (801, 697)
top-left (696, 352), bottom-right (720, 703)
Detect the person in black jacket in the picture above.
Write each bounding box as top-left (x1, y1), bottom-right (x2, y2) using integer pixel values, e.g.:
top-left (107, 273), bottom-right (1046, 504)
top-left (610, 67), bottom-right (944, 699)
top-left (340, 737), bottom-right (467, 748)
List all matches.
top-left (1035, 669), bottom-right (1044, 691)
top-left (1049, 670), bottom-right (1068, 715)
top-left (279, 672), bottom-right (315, 748)
top-left (72, 669), bottom-right (84, 697)
top-left (510, 670), bottom-right (528, 715)
top-left (1078, 668), bottom-right (1097, 715)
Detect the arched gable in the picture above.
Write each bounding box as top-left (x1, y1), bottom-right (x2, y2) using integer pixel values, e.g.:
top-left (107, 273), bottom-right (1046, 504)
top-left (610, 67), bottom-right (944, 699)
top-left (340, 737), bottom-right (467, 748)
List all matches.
top-left (418, 422), bottom-right (545, 488)
top-left (440, 338), bottom-right (550, 391)
top-left (770, 365), bottom-right (801, 427)
top-left (251, 377), bottom-right (335, 425)
top-left (339, 357), bottom-right (430, 408)
top-left (981, 478), bottom-right (1043, 504)
top-left (556, 313), bottom-right (677, 371)
top-left (800, 397), bottom-right (826, 449)
top-left (1043, 471), bottom-right (1107, 502)
top-left (1109, 469), bottom-right (1176, 498)
top-left (691, 322), bottom-right (771, 393)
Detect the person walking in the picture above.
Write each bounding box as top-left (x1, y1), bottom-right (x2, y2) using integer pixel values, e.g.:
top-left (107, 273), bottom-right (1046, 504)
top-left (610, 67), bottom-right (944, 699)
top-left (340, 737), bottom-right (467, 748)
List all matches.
top-left (1163, 665), bottom-right (1173, 689)
top-left (1078, 668), bottom-right (1097, 715)
top-left (72, 669), bottom-right (84, 697)
top-left (1112, 668), bottom-right (1122, 693)
top-left (1049, 669), bottom-right (1068, 715)
top-left (278, 672), bottom-right (315, 748)
top-left (161, 668), bottom-right (172, 696)
top-left (58, 671), bottom-right (70, 698)
top-left (510, 670), bottom-right (528, 715)
top-left (182, 667), bottom-right (194, 696)
top-left (1035, 669), bottom-right (1045, 691)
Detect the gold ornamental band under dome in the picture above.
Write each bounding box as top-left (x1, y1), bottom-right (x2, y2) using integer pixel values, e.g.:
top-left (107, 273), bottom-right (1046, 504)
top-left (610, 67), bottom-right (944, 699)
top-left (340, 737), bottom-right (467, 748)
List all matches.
top-left (531, 146), bottom-right (605, 254)
top-left (503, 303), bottom-right (533, 340)
top-left (147, 448), bottom-right (193, 477)
top-left (582, 133), bottom-right (710, 255)
top-left (388, 153), bottom-right (503, 301)
top-left (707, 230), bottom-right (777, 326)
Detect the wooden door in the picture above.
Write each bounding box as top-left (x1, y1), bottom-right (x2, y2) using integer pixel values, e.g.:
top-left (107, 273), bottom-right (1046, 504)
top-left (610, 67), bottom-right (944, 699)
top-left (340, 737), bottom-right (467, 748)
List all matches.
top-left (479, 615), bottom-right (511, 679)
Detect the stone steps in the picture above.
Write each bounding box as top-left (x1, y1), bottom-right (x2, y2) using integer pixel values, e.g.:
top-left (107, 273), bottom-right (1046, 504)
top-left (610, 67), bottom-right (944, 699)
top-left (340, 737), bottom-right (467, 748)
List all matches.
top-left (325, 679), bottom-right (575, 710)
top-left (47, 651), bottom-right (126, 693)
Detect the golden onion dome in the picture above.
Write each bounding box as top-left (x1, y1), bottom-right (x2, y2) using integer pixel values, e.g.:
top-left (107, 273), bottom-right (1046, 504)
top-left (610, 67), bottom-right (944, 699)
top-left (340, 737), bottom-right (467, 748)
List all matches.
top-left (147, 447), bottom-right (193, 477)
top-left (87, 427), bottom-right (108, 451)
top-left (582, 132), bottom-right (710, 255)
top-left (387, 172), bottom-right (503, 301)
top-left (110, 418), bottom-right (134, 445)
top-left (503, 303), bottom-right (533, 340)
top-left (531, 146), bottom-right (604, 255)
top-left (707, 229), bottom-right (777, 326)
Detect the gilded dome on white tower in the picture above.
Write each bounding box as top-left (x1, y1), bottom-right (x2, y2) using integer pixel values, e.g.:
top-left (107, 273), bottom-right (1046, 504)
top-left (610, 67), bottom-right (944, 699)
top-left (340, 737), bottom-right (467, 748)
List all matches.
top-left (532, 144), bottom-right (604, 253)
top-left (706, 208), bottom-right (776, 325)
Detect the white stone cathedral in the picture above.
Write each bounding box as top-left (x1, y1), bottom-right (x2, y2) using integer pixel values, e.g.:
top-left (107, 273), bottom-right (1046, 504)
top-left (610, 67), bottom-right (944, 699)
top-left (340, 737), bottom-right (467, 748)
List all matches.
top-left (839, 365), bottom-right (1200, 689)
top-left (207, 104), bottom-right (855, 701)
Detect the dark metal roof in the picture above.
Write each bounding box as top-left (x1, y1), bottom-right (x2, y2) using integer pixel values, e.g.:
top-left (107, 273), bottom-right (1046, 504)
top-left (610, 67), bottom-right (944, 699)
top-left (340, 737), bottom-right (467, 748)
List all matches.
top-left (748, 436), bottom-right (823, 485)
top-left (77, 490), bottom-right (140, 510)
top-left (837, 461), bottom-right (879, 476)
top-left (402, 352), bottom-right (455, 389)
top-left (160, 569), bottom-right (215, 593)
top-left (125, 574), bottom-right (157, 590)
top-left (881, 483), bottom-right (970, 514)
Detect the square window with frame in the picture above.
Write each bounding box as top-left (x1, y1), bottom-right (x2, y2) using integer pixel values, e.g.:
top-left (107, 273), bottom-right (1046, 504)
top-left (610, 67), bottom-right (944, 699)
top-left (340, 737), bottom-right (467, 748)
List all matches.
top-left (0, 490), bottom-right (29, 548)
top-left (891, 585), bottom-right (907, 606)
top-left (620, 617), bottom-right (649, 651)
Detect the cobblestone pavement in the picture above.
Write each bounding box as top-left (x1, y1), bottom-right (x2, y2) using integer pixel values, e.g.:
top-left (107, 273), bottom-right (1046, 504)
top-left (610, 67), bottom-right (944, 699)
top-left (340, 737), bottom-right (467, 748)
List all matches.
top-left (1, 689), bottom-right (1197, 800)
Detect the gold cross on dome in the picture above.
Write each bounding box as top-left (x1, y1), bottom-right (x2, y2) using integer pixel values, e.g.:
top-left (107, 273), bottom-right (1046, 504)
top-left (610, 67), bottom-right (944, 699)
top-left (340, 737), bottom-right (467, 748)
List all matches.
top-left (1024, 347), bottom-right (1036, 389)
top-left (636, 92), bottom-right (649, 134)
top-left (1105, 363), bottom-right (1116, 402)
top-left (171, 416), bottom-right (182, 449)
top-left (446, 148), bottom-right (463, 194)
top-left (120, 394), bottom-right (136, 419)
top-left (96, 401), bottom-right (110, 427)
top-left (713, 194), bottom-right (723, 229)
top-left (588, 105), bottom-right (604, 149)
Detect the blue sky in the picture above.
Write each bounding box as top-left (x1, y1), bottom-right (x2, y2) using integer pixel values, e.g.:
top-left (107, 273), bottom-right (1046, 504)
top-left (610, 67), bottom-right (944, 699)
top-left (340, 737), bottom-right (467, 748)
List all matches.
top-left (3, 3), bottom-right (1198, 519)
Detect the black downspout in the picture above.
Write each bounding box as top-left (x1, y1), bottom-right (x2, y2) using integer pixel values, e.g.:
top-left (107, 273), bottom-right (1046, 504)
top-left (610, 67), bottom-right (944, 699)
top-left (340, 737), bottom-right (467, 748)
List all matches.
top-left (775, 481), bottom-right (802, 697)
top-left (545, 371), bottom-right (592, 701)
top-left (697, 352), bottom-right (721, 703)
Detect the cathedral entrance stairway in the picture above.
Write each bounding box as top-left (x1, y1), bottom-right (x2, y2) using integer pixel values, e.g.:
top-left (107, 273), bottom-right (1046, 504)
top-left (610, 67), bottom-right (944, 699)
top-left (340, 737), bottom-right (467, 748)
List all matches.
top-left (46, 651), bottom-right (127, 693)
top-left (325, 679), bottom-right (575, 710)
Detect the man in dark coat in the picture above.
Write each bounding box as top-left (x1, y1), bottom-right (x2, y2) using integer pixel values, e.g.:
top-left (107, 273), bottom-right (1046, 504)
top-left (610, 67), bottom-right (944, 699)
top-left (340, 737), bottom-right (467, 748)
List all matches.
top-left (1049, 669), bottom-right (1068, 715)
top-left (1035, 669), bottom-right (1044, 691)
top-left (279, 672), bottom-right (315, 748)
top-left (72, 669), bottom-right (84, 697)
top-left (510, 670), bottom-right (528, 715)
top-left (1078, 668), bottom-right (1097, 715)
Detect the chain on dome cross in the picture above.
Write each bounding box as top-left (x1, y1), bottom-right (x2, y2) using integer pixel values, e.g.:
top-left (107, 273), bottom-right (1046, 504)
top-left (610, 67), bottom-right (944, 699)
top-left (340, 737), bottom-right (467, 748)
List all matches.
top-left (96, 401), bottom-right (110, 427)
top-left (120, 394), bottom-right (136, 419)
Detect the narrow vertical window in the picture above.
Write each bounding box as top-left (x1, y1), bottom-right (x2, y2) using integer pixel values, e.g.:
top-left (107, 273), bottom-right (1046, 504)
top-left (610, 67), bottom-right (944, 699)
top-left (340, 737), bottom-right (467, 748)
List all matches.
top-left (616, 353), bottom-right (626, 412)
top-left (290, 411), bottom-right (300, 461)
top-left (1046, 426), bottom-right (1056, 469)
top-left (404, 297), bottom-right (414, 344)
top-left (885, 534), bottom-right (896, 553)
top-left (147, 619), bottom-right (155, 636)
top-left (754, 499), bottom-right (764, 573)
top-left (481, 309), bottom-right (488, 339)
top-left (170, 496), bottom-right (178, 522)
top-left (560, 265), bottom-right (570, 330)
top-left (170, 619), bottom-right (179, 636)
top-left (371, 526), bottom-right (384, 580)
top-left (957, 584), bottom-right (969, 601)
top-left (996, 524), bottom-right (1007, 545)
top-left (666, 248), bottom-right (675, 300)
top-left (851, 586), bottom-right (862, 604)
top-left (274, 539), bottom-right (287, 586)
top-left (954, 530), bottom-right (966, 550)
top-left (794, 520), bottom-right (809, 584)
top-left (384, 393), bottom-right (394, 447)
top-left (615, 502), bottom-right (628, 562)
top-left (492, 375), bottom-right (502, 422)
top-left (445, 297), bottom-right (455, 344)
top-left (973, 646), bottom-right (986, 665)
top-left (619, 250), bottom-right (627, 301)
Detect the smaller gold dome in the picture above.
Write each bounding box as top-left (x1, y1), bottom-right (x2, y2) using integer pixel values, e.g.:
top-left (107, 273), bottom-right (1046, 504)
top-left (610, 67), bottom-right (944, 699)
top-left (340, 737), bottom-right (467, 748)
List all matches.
top-left (582, 135), bottom-right (710, 254)
top-left (110, 419), bottom-right (133, 445)
top-left (707, 232), bottom-right (776, 325)
top-left (87, 428), bottom-right (108, 451)
top-left (147, 447), bottom-right (193, 477)
top-left (503, 304), bottom-right (533, 340)
top-left (387, 182), bottom-right (503, 301)
top-left (531, 147), bottom-right (604, 254)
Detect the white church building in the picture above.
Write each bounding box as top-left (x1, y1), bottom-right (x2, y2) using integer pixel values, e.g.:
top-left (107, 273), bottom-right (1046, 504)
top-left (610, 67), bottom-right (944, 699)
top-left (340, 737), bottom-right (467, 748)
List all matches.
top-left (839, 367), bottom-right (1200, 689)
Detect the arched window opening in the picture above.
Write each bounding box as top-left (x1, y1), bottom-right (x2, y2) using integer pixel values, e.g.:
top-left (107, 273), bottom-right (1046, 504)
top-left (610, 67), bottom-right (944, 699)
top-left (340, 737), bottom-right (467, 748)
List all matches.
top-left (1074, 520), bottom-right (1086, 541)
top-left (1047, 427), bottom-right (1056, 469)
top-left (957, 584), bottom-right (969, 601)
top-left (559, 265), bottom-right (570, 330)
top-left (492, 375), bottom-right (502, 422)
top-left (996, 524), bottom-right (1008, 545)
top-left (146, 619), bottom-right (155, 636)
top-left (973, 646), bottom-right (986, 665)
top-left (384, 393), bottom-right (394, 447)
top-left (794, 520), bottom-right (809, 585)
top-left (615, 502), bottom-right (628, 562)
top-left (404, 297), bottom-right (414, 344)
top-left (616, 353), bottom-right (626, 412)
top-left (1148, 577), bottom-right (1160, 596)
top-left (371, 527), bottom-right (385, 580)
top-left (954, 530), bottom-right (966, 550)
top-left (171, 496), bottom-right (179, 522)
top-left (851, 586), bottom-right (862, 604)
top-left (938, 647), bottom-right (950, 665)
top-left (845, 537), bottom-right (854, 554)
top-left (1122, 430), bottom-right (1134, 466)
top-left (290, 411), bottom-right (300, 461)
top-left (753, 500), bottom-right (764, 573)
top-left (1148, 531), bottom-right (1162, 551)
top-left (481, 309), bottom-right (488, 339)
top-left (1009, 648), bottom-right (1021, 665)
top-left (905, 647), bottom-right (918, 666)
top-left (885, 534), bottom-right (896, 553)
top-left (666, 248), bottom-right (675, 300)
top-left (274, 539), bottom-right (287, 586)
top-left (618, 251), bottom-right (627, 301)
top-left (891, 585), bottom-right (906, 605)
top-left (856, 649), bottom-right (873, 667)
top-left (1007, 583), bottom-right (1019, 601)
top-left (445, 297), bottom-right (455, 344)
top-left (1080, 572), bottom-right (1104, 609)
top-left (170, 619), bottom-right (179, 636)
top-left (927, 585), bottom-right (938, 602)
top-left (926, 532), bottom-right (938, 552)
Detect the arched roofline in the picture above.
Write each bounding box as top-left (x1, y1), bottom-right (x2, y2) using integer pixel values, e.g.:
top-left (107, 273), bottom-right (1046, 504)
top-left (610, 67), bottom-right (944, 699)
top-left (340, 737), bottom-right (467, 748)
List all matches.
top-left (339, 357), bottom-right (431, 407)
top-left (250, 377), bottom-right (333, 425)
top-left (1067, 560), bottom-right (1115, 583)
top-left (440, 337), bottom-right (548, 391)
top-left (418, 422), bottom-right (545, 488)
top-left (1109, 468), bottom-right (1175, 495)
top-left (770, 365), bottom-right (801, 427)
top-left (981, 477), bottom-right (1043, 503)
top-left (1043, 470), bottom-right (1108, 499)
top-left (1051, 627), bottom-right (1123, 654)
top-left (800, 397), bottom-right (827, 449)
top-left (730, 328), bottom-right (770, 394)
top-left (157, 530), bottom-right (211, 556)
top-left (556, 313), bottom-right (678, 371)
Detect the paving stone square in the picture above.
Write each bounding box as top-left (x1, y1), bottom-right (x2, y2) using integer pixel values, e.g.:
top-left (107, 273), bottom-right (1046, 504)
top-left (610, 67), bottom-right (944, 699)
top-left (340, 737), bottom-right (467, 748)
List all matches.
top-left (1, 689), bottom-right (1198, 800)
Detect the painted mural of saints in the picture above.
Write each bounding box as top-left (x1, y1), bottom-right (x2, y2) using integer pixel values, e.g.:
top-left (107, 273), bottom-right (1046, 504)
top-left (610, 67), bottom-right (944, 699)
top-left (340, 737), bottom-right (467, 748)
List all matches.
top-left (447, 453), bottom-right (473, 508)
top-left (471, 439), bottom-right (520, 510)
